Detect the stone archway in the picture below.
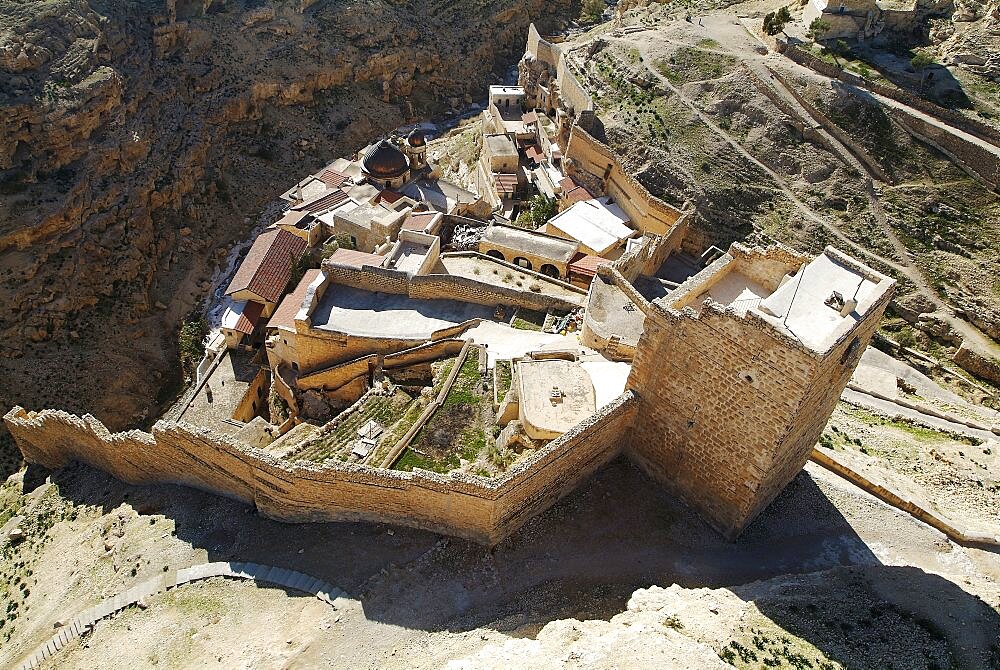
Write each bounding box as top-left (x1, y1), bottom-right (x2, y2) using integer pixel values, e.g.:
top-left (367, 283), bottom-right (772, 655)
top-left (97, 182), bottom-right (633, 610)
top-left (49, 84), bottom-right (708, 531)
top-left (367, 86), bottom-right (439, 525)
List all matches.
top-left (486, 249), bottom-right (505, 262)
top-left (513, 257), bottom-right (533, 271)
top-left (540, 263), bottom-right (559, 278)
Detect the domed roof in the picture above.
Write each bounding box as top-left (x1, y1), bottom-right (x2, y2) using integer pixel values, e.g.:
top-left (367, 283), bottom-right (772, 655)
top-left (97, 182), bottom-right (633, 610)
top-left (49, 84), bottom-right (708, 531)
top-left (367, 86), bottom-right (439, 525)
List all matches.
top-left (362, 139), bottom-right (410, 179)
top-left (407, 128), bottom-right (426, 147)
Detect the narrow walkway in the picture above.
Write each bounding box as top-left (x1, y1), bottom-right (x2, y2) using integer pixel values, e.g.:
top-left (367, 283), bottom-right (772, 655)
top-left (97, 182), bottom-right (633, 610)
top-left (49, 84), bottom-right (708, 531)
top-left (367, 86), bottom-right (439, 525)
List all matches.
top-left (841, 387), bottom-right (998, 443)
top-left (15, 561), bottom-right (344, 670)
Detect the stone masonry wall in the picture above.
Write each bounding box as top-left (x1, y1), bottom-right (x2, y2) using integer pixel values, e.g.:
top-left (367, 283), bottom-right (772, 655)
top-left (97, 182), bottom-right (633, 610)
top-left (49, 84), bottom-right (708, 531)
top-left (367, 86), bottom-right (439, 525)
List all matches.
top-left (625, 262), bottom-right (893, 537)
top-left (565, 126), bottom-right (684, 236)
top-left (625, 305), bottom-right (818, 536)
top-left (5, 392), bottom-right (637, 545)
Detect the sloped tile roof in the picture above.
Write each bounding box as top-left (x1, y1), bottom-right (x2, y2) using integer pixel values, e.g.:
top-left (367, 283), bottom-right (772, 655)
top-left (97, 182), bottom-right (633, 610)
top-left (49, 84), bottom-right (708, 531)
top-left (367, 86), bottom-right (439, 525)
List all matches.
top-left (225, 229), bottom-right (307, 304)
top-left (232, 300), bottom-right (264, 335)
top-left (318, 168), bottom-right (350, 188)
top-left (267, 269), bottom-right (321, 332)
top-left (293, 188), bottom-right (350, 214)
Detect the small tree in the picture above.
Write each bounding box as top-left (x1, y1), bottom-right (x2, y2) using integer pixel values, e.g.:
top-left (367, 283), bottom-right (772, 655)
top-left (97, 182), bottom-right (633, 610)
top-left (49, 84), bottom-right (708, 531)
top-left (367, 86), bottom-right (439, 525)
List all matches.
top-left (515, 195), bottom-right (558, 228)
top-left (178, 316), bottom-right (208, 376)
top-left (763, 6), bottom-right (792, 36)
top-left (910, 50), bottom-right (935, 91)
top-left (806, 17), bottom-right (832, 42)
top-left (580, 0), bottom-right (607, 24)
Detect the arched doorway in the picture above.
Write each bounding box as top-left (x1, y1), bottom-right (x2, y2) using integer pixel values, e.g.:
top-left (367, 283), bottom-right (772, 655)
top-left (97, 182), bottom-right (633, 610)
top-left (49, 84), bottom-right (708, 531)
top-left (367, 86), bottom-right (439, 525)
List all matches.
top-left (486, 249), bottom-right (505, 262)
top-left (539, 264), bottom-right (559, 278)
top-left (513, 257), bottom-right (532, 270)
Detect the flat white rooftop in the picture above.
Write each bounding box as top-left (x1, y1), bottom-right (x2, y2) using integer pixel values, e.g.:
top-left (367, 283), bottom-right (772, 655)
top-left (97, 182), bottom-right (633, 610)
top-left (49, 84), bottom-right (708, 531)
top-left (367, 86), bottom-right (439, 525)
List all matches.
top-left (755, 250), bottom-right (885, 351)
top-left (545, 197), bottom-right (634, 256)
top-left (310, 285), bottom-right (493, 339)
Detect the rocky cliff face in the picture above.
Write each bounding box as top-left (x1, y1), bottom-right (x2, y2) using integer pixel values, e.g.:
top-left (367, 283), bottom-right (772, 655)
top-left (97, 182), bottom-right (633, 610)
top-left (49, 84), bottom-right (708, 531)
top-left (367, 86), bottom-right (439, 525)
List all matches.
top-left (0, 0), bottom-right (573, 448)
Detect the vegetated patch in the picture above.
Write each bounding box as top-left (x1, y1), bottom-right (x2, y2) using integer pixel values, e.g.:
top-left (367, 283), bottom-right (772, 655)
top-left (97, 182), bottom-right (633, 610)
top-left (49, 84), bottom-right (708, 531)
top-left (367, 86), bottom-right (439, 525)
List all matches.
top-left (654, 46), bottom-right (737, 86)
top-left (397, 349), bottom-right (496, 474)
top-left (495, 359), bottom-right (513, 401)
top-left (292, 389), bottom-right (414, 463)
top-left (512, 308), bottom-right (547, 331)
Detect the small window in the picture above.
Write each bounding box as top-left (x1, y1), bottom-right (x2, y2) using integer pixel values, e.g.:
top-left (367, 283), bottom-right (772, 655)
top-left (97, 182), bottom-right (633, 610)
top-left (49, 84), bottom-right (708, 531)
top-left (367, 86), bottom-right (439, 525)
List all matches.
top-left (291, 362), bottom-right (299, 371)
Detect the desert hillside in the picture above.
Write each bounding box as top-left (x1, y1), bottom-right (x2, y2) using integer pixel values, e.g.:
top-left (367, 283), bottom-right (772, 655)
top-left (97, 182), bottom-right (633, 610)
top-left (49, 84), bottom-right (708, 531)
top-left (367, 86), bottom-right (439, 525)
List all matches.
top-left (0, 0), bottom-right (573, 472)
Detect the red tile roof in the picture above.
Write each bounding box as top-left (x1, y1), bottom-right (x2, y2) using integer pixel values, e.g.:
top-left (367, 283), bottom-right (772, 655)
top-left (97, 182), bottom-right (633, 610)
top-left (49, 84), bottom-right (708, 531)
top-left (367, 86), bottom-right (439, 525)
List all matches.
top-left (232, 300), bottom-right (264, 336)
top-left (569, 252), bottom-right (609, 278)
top-left (525, 145), bottom-right (544, 163)
top-left (522, 111), bottom-right (538, 124)
top-left (402, 211), bottom-right (438, 231)
top-left (327, 248), bottom-right (385, 269)
top-left (495, 174), bottom-right (518, 194)
top-left (267, 269), bottom-right (321, 332)
top-left (378, 189), bottom-right (404, 204)
top-left (318, 168), bottom-right (350, 188)
top-left (293, 188), bottom-right (350, 213)
top-left (225, 229), bottom-right (308, 304)
top-left (564, 186), bottom-right (593, 205)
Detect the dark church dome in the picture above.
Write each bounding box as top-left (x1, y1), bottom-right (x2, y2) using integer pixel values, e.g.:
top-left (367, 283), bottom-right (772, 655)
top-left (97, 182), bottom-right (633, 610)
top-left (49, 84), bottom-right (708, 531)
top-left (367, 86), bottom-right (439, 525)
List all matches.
top-left (407, 128), bottom-right (426, 147)
top-left (362, 139), bottom-right (410, 179)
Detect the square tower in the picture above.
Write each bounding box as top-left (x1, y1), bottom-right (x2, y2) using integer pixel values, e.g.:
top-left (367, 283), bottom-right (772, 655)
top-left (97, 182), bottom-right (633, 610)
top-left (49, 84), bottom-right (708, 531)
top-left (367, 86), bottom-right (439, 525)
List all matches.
top-left (625, 244), bottom-right (895, 539)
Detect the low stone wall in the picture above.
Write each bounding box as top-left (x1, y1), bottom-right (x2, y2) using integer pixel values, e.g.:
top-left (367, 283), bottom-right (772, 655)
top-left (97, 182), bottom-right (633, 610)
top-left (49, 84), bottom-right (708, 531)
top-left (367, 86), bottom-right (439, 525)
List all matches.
top-left (889, 109), bottom-right (1000, 187)
top-left (297, 354), bottom-right (377, 392)
top-left (383, 339), bottom-right (466, 370)
top-left (324, 259), bottom-right (583, 312)
top-left (782, 44), bottom-right (1000, 148)
top-left (4, 392), bottom-right (638, 545)
top-left (565, 126), bottom-right (685, 236)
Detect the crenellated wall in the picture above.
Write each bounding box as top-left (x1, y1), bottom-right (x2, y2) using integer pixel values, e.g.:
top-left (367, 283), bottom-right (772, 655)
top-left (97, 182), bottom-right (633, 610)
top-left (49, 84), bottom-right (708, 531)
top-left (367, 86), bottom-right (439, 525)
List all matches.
top-left (4, 392), bottom-right (637, 545)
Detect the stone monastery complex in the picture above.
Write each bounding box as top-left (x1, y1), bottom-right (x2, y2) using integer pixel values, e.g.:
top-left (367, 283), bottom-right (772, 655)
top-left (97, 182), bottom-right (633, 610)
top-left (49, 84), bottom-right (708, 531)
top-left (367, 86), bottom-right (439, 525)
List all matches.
top-left (5, 25), bottom-right (894, 545)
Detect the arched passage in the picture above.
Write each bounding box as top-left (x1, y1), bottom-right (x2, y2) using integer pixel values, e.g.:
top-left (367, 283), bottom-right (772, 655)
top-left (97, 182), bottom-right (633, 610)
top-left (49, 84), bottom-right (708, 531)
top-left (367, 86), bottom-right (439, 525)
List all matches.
top-left (513, 257), bottom-right (533, 271)
top-left (539, 263), bottom-right (559, 278)
top-left (486, 249), bottom-right (505, 262)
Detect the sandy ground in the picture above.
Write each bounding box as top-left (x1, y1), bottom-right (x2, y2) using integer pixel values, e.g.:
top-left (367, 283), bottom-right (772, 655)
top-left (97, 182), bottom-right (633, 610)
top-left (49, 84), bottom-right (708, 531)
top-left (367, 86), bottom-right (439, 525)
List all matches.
top-left (2, 454), bottom-right (999, 669)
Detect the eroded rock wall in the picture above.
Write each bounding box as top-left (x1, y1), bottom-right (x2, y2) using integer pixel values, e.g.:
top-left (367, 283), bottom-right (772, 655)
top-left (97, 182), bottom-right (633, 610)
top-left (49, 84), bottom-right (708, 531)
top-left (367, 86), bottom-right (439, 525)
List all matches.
top-left (0, 0), bottom-right (573, 447)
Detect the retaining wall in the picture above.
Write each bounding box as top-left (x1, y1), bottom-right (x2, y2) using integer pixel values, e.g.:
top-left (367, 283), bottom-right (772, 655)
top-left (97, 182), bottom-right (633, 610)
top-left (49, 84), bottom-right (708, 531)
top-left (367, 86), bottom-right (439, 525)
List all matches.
top-left (565, 126), bottom-right (685, 236)
top-left (4, 392), bottom-right (637, 545)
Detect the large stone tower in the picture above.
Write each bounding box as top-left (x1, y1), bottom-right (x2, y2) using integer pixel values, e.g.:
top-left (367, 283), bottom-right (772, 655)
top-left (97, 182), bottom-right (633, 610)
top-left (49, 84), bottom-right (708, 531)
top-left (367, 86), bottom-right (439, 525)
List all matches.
top-left (625, 244), bottom-right (895, 538)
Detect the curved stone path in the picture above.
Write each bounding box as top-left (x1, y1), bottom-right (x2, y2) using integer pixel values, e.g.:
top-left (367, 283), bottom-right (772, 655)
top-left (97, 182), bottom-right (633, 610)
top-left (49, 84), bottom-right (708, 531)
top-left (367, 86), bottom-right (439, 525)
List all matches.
top-left (15, 561), bottom-right (344, 670)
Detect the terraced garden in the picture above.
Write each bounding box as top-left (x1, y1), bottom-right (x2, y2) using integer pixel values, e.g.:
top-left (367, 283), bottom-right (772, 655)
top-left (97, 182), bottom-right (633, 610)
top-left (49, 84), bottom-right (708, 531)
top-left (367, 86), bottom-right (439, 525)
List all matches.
top-left (290, 389), bottom-right (417, 463)
top-left (394, 349), bottom-right (501, 475)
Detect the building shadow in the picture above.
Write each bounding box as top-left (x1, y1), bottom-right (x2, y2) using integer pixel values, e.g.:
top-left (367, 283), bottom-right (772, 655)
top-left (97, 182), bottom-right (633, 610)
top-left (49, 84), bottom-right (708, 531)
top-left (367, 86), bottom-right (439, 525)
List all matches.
top-left (26, 456), bottom-right (1000, 658)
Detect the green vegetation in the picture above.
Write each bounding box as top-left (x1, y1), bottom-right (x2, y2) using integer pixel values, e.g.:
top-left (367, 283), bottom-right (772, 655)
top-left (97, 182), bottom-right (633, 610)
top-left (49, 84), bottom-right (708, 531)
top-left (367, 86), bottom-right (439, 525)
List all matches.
top-left (580, 0), bottom-right (607, 24)
top-left (515, 195), bottom-right (558, 228)
top-left (294, 389), bottom-right (414, 462)
top-left (762, 6), bottom-right (791, 36)
top-left (177, 315), bottom-right (208, 376)
top-left (495, 360), bottom-right (513, 400)
top-left (806, 17), bottom-right (832, 42)
top-left (512, 308), bottom-right (547, 331)
top-left (397, 349), bottom-right (496, 474)
top-left (910, 50), bottom-right (935, 91)
top-left (655, 47), bottom-right (738, 85)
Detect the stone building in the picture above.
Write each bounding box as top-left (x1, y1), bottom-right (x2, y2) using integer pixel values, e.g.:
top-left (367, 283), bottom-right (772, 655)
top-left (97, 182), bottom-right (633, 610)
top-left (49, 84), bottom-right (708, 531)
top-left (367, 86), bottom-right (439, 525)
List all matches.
top-left (624, 244), bottom-right (895, 538)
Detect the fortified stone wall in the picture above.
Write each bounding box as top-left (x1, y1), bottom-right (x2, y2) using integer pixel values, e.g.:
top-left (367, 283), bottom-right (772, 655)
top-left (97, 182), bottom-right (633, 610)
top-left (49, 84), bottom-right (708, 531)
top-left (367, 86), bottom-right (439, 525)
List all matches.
top-left (4, 392), bottom-right (637, 545)
top-left (324, 262), bottom-right (583, 312)
top-left (525, 23), bottom-right (561, 70)
top-left (565, 126), bottom-right (685, 236)
top-left (612, 207), bottom-right (693, 282)
top-left (625, 246), bottom-right (894, 537)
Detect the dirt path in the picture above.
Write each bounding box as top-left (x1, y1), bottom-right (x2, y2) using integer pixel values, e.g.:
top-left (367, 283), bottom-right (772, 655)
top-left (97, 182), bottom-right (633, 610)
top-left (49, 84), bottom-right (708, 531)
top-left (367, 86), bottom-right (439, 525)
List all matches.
top-left (612, 17), bottom-right (1000, 362)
